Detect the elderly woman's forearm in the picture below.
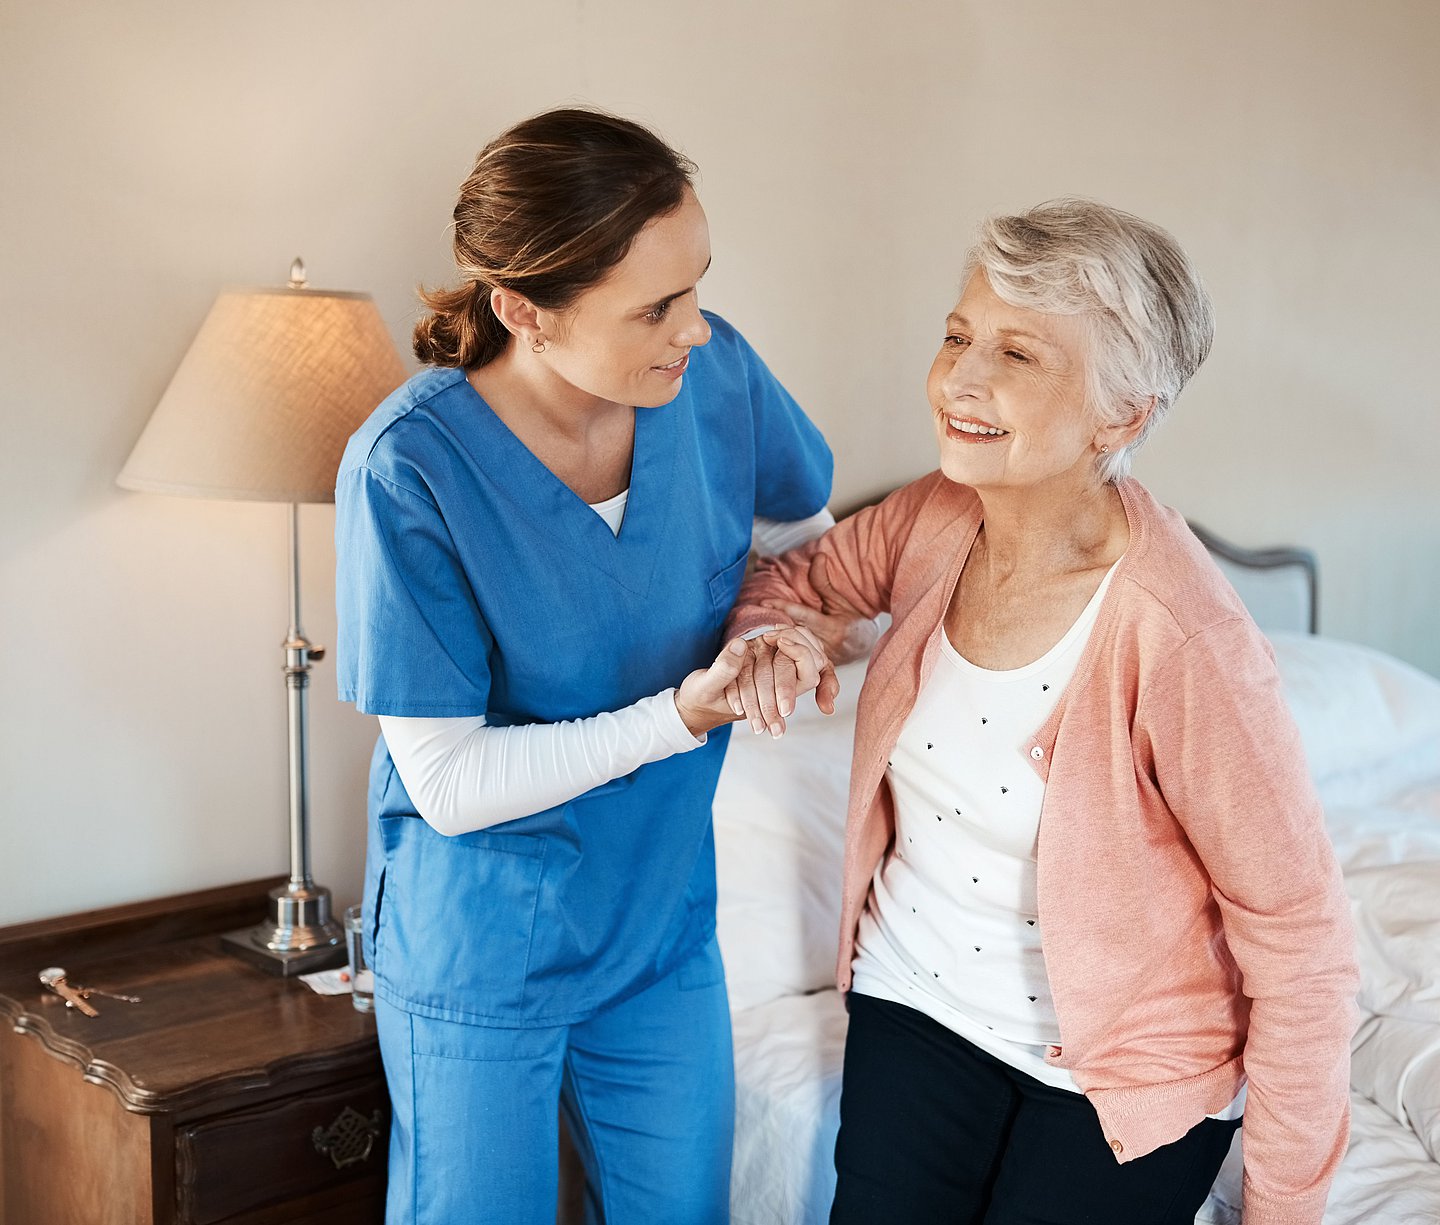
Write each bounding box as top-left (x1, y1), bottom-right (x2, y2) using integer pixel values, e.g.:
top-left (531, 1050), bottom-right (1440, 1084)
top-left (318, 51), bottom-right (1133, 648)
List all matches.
top-left (727, 492), bottom-right (911, 639)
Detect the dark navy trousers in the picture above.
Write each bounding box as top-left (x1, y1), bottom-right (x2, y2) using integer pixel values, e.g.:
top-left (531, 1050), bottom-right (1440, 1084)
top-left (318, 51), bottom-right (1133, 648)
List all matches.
top-left (831, 992), bottom-right (1240, 1225)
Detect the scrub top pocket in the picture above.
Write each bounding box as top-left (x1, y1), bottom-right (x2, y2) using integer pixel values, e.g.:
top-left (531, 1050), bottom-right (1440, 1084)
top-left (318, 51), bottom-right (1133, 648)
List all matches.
top-left (377, 818), bottom-right (547, 1019)
top-left (708, 550), bottom-right (751, 627)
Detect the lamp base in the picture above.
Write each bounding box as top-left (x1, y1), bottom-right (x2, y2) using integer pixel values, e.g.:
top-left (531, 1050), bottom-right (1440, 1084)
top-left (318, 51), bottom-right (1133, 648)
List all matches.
top-left (219, 882), bottom-right (346, 977)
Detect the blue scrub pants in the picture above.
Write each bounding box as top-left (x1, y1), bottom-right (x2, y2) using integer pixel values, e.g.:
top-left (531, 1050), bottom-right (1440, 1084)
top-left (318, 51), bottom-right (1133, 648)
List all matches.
top-left (375, 935), bottom-right (734, 1225)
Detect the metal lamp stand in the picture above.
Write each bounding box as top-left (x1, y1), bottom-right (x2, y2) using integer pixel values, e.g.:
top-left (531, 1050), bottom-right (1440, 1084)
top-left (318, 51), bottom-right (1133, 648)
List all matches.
top-left (222, 503), bottom-right (346, 975)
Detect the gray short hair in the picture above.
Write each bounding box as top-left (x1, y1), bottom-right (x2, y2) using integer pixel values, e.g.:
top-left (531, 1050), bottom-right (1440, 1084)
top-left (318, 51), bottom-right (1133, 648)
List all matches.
top-left (964, 198), bottom-right (1214, 482)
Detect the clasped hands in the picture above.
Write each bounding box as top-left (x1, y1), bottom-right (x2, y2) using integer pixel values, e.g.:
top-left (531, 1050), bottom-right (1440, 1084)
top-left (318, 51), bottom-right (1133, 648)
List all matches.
top-left (674, 554), bottom-right (877, 739)
top-left (675, 625), bottom-right (838, 739)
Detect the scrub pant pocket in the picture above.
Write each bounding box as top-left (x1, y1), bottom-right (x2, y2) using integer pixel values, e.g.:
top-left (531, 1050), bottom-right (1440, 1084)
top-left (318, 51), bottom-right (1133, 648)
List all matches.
top-left (377, 999), bottom-right (567, 1225)
top-left (376, 934), bottom-right (734, 1225)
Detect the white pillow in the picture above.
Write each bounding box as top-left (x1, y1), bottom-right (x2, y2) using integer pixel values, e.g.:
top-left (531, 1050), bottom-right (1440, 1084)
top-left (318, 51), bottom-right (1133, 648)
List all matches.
top-left (1268, 632), bottom-right (1440, 805)
top-left (713, 659), bottom-right (864, 1013)
top-left (1323, 794), bottom-right (1440, 875)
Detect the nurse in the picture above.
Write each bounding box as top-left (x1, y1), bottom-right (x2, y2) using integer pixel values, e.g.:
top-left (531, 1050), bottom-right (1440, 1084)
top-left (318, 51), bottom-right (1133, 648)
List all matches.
top-left (334, 108), bottom-right (835, 1224)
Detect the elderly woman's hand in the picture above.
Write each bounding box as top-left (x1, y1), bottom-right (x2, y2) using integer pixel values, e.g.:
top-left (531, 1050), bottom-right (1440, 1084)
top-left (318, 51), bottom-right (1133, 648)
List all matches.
top-left (726, 624), bottom-right (839, 738)
top-left (760, 553), bottom-right (880, 666)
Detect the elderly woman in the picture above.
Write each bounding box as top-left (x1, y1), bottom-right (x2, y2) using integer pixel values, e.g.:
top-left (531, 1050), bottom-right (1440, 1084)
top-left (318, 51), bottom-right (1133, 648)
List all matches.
top-left (728, 199), bottom-right (1358, 1225)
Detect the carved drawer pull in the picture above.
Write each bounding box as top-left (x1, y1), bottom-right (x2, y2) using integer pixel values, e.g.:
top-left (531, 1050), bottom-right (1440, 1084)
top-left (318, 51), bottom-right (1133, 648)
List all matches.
top-left (312, 1105), bottom-right (383, 1169)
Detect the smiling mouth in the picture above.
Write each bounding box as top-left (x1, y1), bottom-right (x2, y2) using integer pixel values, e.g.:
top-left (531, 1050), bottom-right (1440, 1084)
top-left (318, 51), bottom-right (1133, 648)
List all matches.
top-left (654, 354), bottom-right (689, 372)
top-left (946, 416), bottom-right (1010, 437)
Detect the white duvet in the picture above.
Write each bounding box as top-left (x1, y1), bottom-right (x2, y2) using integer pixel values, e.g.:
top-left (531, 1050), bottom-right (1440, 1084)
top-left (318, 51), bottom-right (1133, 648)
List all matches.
top-left (715, 636), bottom-right (1440, 1224)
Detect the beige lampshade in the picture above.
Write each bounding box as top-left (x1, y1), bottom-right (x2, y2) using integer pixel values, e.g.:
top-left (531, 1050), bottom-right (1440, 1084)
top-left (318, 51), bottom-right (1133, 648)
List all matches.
top-left (118, 280), bottom-right (407, 503)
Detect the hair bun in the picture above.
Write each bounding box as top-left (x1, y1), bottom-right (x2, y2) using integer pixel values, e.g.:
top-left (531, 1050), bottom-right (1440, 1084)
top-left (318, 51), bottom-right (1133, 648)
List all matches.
top-left (413, 107), bottom-right (696, 369)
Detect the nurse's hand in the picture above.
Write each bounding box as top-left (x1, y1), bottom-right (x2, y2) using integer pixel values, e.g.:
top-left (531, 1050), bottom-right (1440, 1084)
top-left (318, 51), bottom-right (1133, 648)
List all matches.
top-left (675, 639), bottom-right (757, 738)
top-left (726, 626), bottom-right (838, 738)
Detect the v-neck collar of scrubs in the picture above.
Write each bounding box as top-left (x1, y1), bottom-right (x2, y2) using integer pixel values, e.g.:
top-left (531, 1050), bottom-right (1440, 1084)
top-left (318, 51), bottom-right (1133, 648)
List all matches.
top-left (448, 368), bottom-right (676, 597)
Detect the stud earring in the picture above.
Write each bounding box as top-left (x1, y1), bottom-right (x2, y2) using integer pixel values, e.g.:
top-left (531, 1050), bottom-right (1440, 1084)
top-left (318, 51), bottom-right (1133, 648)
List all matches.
top-left (1099, 444), bottom-right (1110, 454)
top-left (531, 337), bottom-right (547, 354)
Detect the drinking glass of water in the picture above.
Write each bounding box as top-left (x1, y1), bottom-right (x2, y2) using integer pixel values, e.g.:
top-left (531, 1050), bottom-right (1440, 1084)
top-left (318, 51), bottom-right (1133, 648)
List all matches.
top-left (344, 905), bottom-right (375, 1013)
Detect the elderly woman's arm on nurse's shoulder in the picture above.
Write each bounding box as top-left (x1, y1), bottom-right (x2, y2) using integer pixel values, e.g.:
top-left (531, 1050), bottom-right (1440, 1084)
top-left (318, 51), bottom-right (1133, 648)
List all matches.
top-left (1135, 618), bottom-right (1360, 1212)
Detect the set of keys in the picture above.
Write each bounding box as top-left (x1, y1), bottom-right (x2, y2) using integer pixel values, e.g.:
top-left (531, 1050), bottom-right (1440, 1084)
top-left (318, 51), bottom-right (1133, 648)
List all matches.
top-left (38, 967), bottom-right (142, 1018)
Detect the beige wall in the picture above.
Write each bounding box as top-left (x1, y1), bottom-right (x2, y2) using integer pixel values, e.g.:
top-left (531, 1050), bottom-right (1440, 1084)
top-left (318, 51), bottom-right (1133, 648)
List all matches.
top-left (2, 0), bottom-right (1437, 926)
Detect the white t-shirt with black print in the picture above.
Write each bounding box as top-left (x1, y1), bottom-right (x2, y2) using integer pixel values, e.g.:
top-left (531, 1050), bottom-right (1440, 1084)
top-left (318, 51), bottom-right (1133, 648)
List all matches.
top-left (850, 556), bottom-right (1245, 1119)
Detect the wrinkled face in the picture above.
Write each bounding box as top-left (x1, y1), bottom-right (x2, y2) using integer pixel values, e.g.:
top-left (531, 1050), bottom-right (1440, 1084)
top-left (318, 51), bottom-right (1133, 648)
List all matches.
top-left (928, 271), bottom-right (1100, 492)
top-left (541, 188), bottom-right (713, 409)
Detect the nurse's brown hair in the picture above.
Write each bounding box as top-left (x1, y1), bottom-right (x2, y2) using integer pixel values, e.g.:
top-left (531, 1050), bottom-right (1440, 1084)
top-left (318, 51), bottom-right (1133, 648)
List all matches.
top-left (413, 108), bottom-right (697, 369)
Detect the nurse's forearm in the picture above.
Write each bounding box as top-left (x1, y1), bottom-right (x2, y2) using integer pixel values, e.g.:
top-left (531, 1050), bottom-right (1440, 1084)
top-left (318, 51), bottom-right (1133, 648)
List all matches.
top-left (378, 693), bottom-right (705, 836)
top-left (751, 507), bottom-right (834, 556)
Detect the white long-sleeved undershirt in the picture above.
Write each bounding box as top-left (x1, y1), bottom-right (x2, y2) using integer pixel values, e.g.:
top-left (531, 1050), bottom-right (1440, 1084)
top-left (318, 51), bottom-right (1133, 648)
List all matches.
top-left (378, 503), bottom-right (834, 837)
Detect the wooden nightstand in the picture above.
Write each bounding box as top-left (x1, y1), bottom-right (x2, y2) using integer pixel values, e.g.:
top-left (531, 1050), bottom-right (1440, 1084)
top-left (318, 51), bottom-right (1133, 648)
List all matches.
top-left (0, 879), bottom-right (387, 1225)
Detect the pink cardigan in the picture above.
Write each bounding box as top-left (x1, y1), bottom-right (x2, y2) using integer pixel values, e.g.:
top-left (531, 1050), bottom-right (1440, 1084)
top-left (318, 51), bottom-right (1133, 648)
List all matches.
top-left (728, 472), bottom-right (1359, 1225)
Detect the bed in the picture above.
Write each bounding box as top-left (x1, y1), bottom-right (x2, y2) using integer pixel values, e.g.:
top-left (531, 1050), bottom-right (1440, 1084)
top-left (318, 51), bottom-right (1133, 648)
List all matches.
top-left (712, 522), bottom-right (1440, 1224)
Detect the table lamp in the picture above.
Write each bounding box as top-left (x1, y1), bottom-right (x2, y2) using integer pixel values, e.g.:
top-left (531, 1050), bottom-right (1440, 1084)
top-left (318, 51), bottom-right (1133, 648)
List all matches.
top-left (117, 260), bottom-right (407, 975)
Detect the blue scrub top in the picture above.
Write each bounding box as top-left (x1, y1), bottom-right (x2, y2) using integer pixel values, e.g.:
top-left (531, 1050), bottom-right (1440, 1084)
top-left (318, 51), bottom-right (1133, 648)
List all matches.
top-left (335, 312), bottom-right (832, 1026)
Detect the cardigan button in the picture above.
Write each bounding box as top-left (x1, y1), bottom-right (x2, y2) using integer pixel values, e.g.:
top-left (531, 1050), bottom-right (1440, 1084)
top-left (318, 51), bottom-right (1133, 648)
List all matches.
top-left (1110, 1139), bottom-right (1124, 1154)
top-left (1031, 746), bottom-right (1044, 759)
